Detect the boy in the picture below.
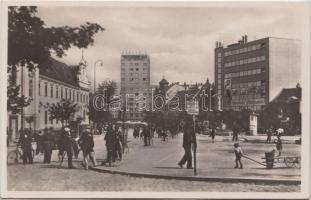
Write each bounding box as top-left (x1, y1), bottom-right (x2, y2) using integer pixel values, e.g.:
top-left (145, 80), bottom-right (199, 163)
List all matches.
top-left (276, 135), bottom-right (282, 156)
top-left (234, 143), bottom-right (243, 169)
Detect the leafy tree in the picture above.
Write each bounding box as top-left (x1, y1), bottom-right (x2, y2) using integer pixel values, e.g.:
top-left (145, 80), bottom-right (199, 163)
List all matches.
top-left (8, 6), bottom-right (104, 70)
top-left (96, 79), bottom-right (117, 105)
top-left (7, 73), bottom-right (31, 114)
top-left (89, 79), bottom-right (117, 124)
top-left (48, 99), bottom-right (78, 127)
top-left (7, 6), bottom-right (104, 113)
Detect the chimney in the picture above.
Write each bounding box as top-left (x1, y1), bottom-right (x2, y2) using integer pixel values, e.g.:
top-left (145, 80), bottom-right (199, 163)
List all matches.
top-left (245, 35), bottom-right (248, 43)
top-left (242, 36), bottom-right (245, 44)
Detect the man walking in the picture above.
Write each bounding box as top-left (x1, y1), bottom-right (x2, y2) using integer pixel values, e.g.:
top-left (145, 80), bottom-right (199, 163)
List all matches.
top-left (78, 127), bottom-right (97, 170)
top-left (43, 127), bottom-right (53, 163)
top-left (104, 125), bottom-right (116, 166)
top-left (18, 128), bottom-right (33, 164)
top-left (232, 122), bottom-right (239, 142)
top-left (178, 120), bottom-right (197, 169)
top-left (62, 127), bottom-right (75, 169)
top-left (266, 127), bottom-right (273, 143)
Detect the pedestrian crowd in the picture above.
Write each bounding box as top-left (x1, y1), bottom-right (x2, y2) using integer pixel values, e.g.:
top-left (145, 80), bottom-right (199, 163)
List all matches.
top-left (12, 119), bottom-right (286, 172)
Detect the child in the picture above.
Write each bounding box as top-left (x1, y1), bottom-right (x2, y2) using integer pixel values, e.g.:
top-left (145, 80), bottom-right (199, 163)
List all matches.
top-left (234, 143), bottom-right (243, 169)
top-left (276, 135), bottom-right (282, 156)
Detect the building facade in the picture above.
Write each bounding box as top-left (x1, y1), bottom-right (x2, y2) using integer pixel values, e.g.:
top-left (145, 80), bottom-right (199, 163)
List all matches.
top-left (215, 36), bottom-right (301, 111)
top-left (7, 57), bottom-right (90, 141)
top-left (120, 52), bottom-right (151, 121)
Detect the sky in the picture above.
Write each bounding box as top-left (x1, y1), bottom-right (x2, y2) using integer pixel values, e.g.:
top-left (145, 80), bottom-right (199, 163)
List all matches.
top-left (36, 2), bottom-right (309, 91)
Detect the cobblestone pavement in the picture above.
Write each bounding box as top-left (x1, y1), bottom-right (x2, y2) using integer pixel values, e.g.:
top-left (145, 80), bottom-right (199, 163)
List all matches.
top-left (8, 164), bottom-right (299, 192)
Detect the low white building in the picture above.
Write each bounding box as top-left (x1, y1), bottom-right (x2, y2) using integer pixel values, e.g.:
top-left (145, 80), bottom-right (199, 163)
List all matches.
top-left (7, 57), bottom-right (91, 141)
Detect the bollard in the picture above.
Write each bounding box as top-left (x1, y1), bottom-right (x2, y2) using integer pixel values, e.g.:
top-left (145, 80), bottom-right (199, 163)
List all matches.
top-left (265, 152), bottom-right (274, 169)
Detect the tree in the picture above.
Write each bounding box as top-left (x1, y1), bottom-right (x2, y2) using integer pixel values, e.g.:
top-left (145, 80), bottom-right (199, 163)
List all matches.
top-left (96, 79), bottom-right (117, 105)
top-left (48, 99), bottom-right (78, 127)
top-left (89, 79), bottom-right (117, 124)
top-left (7, 71), bottom-right (31, 114)
top-left (8, 6), bottom-right (104, 70)
top-left (7, 6), bottom-right (104, 113)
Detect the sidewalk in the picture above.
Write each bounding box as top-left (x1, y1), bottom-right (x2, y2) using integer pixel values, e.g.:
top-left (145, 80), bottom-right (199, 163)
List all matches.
top-left (92, 133), bottom-right (301, 183)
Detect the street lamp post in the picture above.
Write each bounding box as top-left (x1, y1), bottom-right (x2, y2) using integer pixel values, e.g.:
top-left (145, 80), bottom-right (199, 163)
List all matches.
top-left (93, 60), bottom-right (104, 134)
top-left (94, 60), bottom-right (104, 94)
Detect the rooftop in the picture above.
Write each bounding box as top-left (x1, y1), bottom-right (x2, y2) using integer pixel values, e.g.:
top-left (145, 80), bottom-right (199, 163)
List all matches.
top-left (39, 57), bottom-right (80, 88)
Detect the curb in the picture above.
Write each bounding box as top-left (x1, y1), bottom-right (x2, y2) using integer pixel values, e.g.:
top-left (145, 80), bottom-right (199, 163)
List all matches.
top-left (90, 167), bottom-right (301, 185)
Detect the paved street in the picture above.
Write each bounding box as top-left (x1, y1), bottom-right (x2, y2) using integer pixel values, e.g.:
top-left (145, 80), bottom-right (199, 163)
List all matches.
top-left (8, 164), bottom-right (299, 192)
top-left (94, 130), bottom-right (301, 180)
top-left (7, 129), bottom-right (300, 192)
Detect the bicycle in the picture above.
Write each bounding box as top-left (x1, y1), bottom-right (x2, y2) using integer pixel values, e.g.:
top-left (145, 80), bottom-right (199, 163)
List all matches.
top-left (7, 145), bottom-right (35, 164)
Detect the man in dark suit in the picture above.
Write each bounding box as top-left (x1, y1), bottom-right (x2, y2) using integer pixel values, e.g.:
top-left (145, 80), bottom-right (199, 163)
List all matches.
top-left (43, 127), bottom-right (53, 163)
top-left (178, 119), bottom-right (197, 169)
top-left (18, 128), bottom-right (33, 164)
top-left (61, 127), bottom-right (75, 169)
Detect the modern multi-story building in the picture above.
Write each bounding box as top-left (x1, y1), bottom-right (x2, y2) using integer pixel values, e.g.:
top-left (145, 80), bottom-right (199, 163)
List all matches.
top-left (214, 35), bottom-right (301, 111)
top-left (7, 57), bottom-right (90, 142)
top-left (120, 52), bottom-right (151, 121)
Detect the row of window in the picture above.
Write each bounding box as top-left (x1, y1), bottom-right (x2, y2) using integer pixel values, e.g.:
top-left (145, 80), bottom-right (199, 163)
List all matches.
top-left (231, 87), bottom-right (266, 96)
top-left (224, 68), bottom-right (265, 79)
top-left (231, 80), bottom-right (265, 89)
top-left (121, 62), bottom-right (148, 66)
top-left (43, 110), bottom-right (86, 125)
top-left (224, 43), bottom-right (265, 57)
top-left (121, 68), bottom-right (148, 72)
top-left (232, 94), bottom-right (264, 101)
top-left (39, 81), bottom-right (89, 104)
top-left (122, 77), bottom-right (148, 81)
top-left (231, 105), bottom-right (263, 111)
top-left (224, 56), bottom-right (266, 67)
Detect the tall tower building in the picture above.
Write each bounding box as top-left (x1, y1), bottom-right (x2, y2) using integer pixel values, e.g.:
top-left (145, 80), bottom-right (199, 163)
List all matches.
top-left (120, 52), bottom-right (151, 120)
top-left (215, 36), bottom-right (301, 111)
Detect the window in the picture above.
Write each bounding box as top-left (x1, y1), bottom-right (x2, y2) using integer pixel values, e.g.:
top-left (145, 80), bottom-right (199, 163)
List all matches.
top-left (135, 63), bottom-right (139, 66)
top-left (56, 86), bottom-right (59, 98)
top-left (29, 79), bottom-right (33, 97)
top-left (77, 92), bottom-right (79, 102)
top-left (130, 68), bottom-right (134, 71)
top-left (136, 68), bottom-right (139, 71)
top-left (61, 87), bottom-right (63, 99)
top-left (73, 91), bottom-right (75, 101)
top-left (69, 89), bottom-right (71, 100)
top-left (45, 83), bottom-right (48, 97)
top-left (39, 81), bottom-right (41, 96)
top-left (65, 88), bottom-right (68, 99)
top-left (143, 78), bottom-right (147, 81)
top-left (50, 84), bottom-right (53, 98)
